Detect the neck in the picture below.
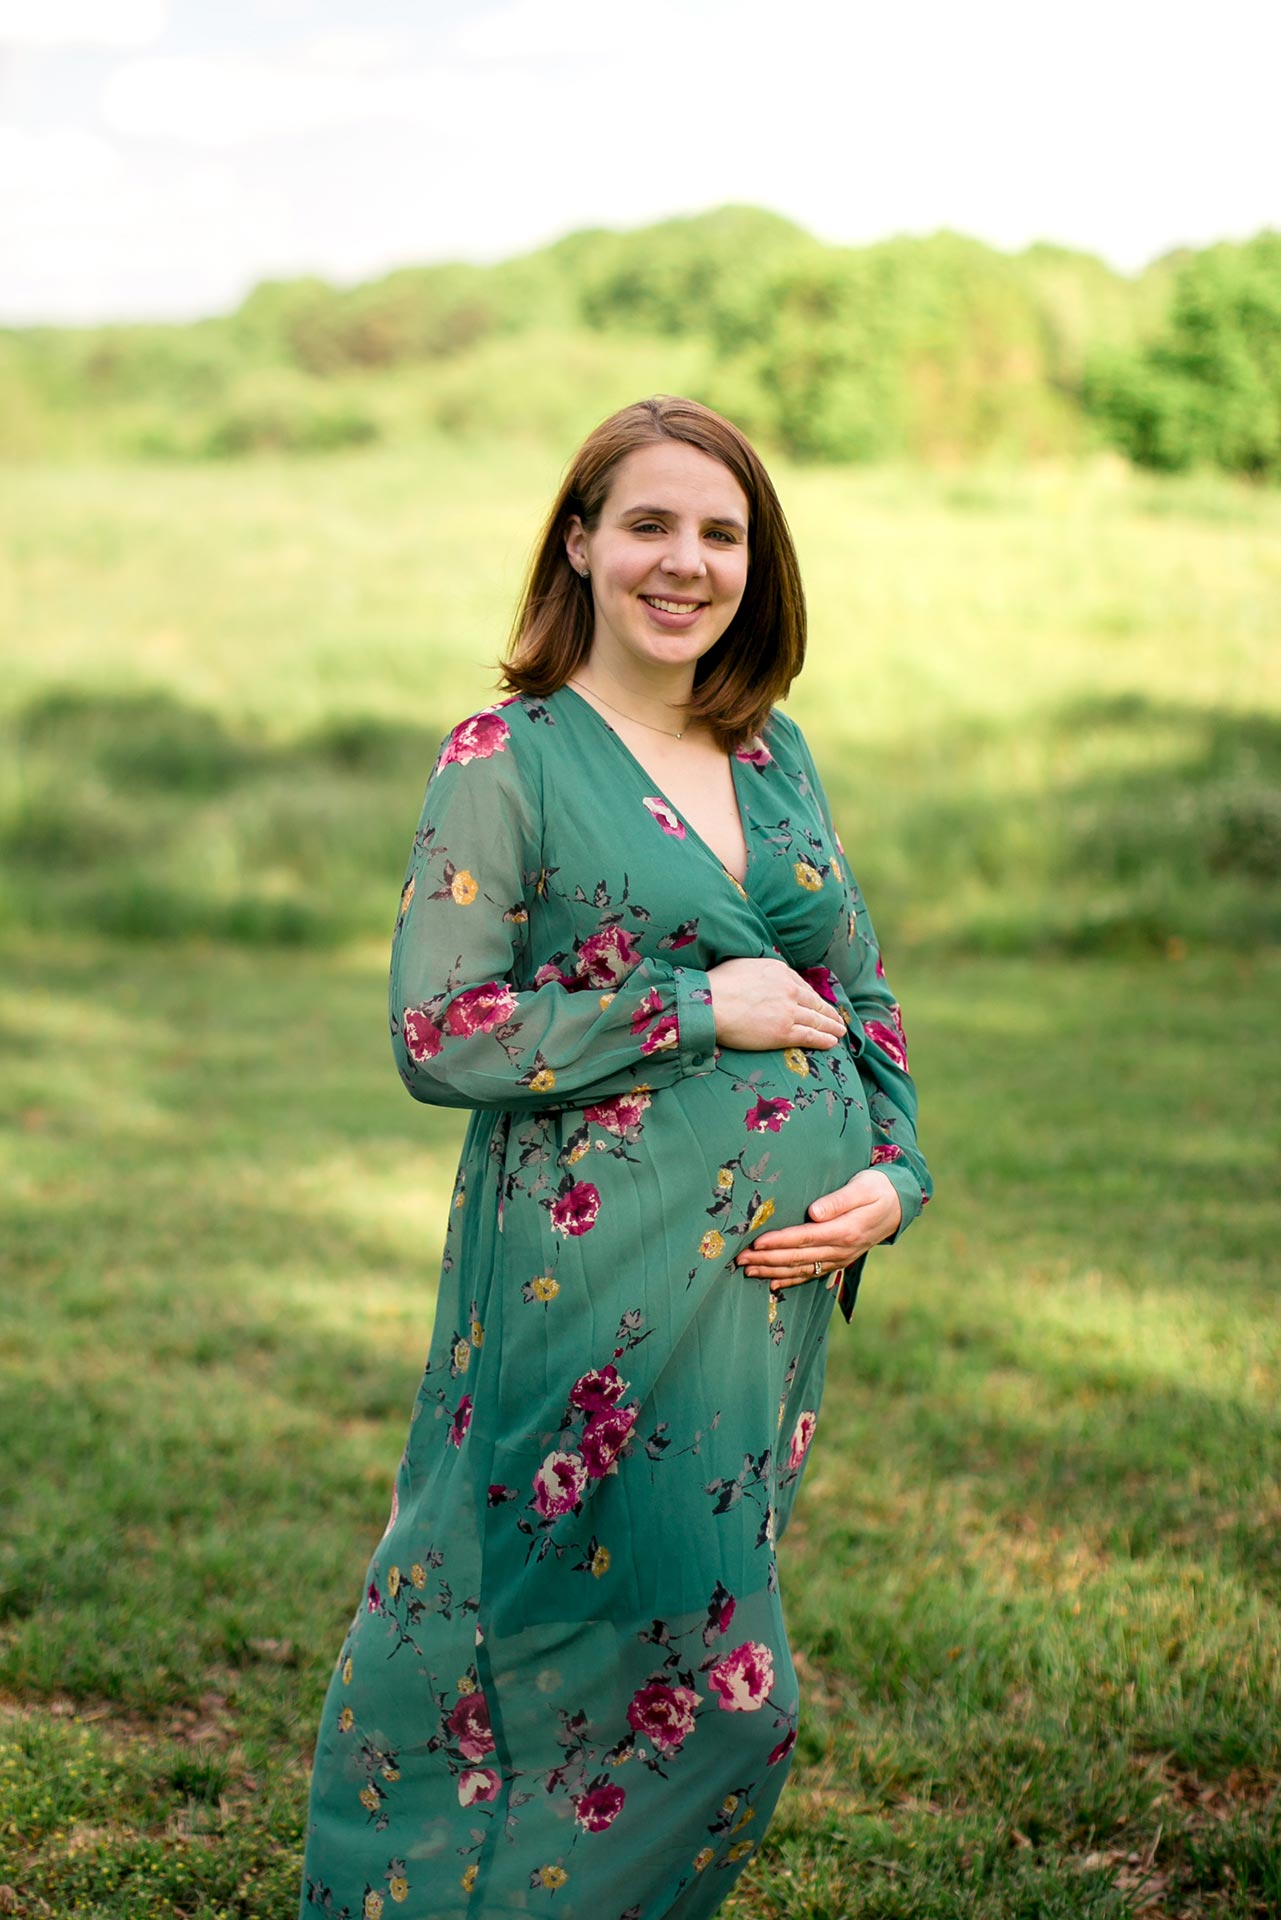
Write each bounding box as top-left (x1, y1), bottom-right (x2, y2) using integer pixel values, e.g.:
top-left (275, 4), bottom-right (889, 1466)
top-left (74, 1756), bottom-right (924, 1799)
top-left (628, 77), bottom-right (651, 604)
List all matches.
top-left (574, 652), bottom-right (695, 732)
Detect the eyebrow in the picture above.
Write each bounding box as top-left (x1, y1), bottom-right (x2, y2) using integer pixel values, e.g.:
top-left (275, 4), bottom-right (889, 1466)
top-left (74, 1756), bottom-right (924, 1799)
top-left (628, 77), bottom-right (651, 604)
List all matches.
top-left (619, 502), bottom-right (748, 536)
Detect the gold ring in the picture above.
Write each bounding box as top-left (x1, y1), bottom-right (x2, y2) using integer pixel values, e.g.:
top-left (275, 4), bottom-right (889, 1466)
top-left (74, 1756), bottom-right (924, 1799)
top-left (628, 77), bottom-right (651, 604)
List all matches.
top-left (812, 1260), bottom-right (821, 1278)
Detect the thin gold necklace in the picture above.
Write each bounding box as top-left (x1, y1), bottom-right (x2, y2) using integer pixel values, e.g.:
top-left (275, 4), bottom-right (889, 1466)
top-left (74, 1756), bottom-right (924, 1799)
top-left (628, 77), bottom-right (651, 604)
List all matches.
top-left (567, 677), bottom-right (690, 740)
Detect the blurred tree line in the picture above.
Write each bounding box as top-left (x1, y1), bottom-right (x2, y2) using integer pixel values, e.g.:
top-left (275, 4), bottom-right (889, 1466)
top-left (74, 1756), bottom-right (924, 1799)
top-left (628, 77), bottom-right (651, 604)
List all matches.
top-left (2, 205), bottom-right (1278, 477)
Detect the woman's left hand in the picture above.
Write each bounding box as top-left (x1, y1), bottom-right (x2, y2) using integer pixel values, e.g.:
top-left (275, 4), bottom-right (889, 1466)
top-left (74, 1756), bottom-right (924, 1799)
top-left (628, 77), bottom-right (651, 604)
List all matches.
top-left (735, 1169), bottom-right (903, 1292)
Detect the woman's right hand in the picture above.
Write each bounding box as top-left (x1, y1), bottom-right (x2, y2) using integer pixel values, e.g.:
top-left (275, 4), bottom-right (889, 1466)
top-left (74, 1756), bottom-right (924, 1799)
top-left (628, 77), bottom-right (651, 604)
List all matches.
top-left (704, 957), bottom-right (847, 1054)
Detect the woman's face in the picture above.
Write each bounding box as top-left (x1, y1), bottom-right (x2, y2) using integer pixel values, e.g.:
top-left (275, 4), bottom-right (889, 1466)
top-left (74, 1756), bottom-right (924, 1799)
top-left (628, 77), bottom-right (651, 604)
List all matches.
top-left (565, 440), bottom-right (751, 684)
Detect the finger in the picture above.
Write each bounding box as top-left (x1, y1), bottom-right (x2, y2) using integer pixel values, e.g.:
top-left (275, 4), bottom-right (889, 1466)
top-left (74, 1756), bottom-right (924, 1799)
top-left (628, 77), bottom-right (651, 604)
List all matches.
top-left (738, 1226), bottom-right (830, 1256)
top-left (789, 1019), bottom-right (843, 1049)
top-left (741, 1245), bottom-right (845, 1273)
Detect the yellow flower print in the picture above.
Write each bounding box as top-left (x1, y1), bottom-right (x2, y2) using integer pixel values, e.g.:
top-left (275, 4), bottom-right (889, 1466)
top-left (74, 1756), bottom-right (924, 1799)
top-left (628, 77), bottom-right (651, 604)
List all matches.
top-left (461, 1864), bottom-right (479, 1893)
top-left (450, 870), bottom-right (479, 905)
top-left (717, 1166), bottom-right (734, 1191)
top-left (510, 905), bottom-right (528, 925)
top-left (410, 1563), bottom-right (426, 1589)
top-left (389, 1878), bottom-right (409, 1905)
top-left (591, 1544), bottom-right (611, 1577)
top-left (566, 1140), bottom-right (589, 1164)
top-left (457, 1673), bottom-right (476, 1694)
top-left (721, 1794), bottom-right (739, 1816)
top-left (387, 1566), bottom-right (400, 1598)
top-left (831, 855), bottom-right (844, 883)
top-left (768, 1294), bottom-right (778, 1324)
top-left (732, 1806), bottom-right (757, 1831)
top-left (342, 1657), bottom-right (354, 1685)
top-left (531, 1275), bottom-right (559, 1303)
top-left (700, 1229), bottom-right (725, 1259)
top-left (363, 1893), bottom-right (384, 1920)
top-left (750, 1200), bottom-right (775, 1232)
top-left (453, 1338), bottom-right (471, 1373)
top-left (528, 1068), bottom-right (556, 1093)
top-left (338, 1706), bottom-right (354, 1732)
top-left (359, 1785), bottom-right (381, 1812)
top-left (783, 1047), bottom-right (810, 1075)
top-left (795, 860), bottom-right (823, 892)
top-left (382, 1764), bottom-right (400, 1782)
top-left (693, 1847), bottom-right (714, 1872)
top-left (454, 1187), bottom-right (466, 1209)
top-left (471, 1319), bottom-right (484, 1346)
top-left (727, 1840), bottom-right (756, 1862)
top-left (539, 1866), bottom-right (568, 1890)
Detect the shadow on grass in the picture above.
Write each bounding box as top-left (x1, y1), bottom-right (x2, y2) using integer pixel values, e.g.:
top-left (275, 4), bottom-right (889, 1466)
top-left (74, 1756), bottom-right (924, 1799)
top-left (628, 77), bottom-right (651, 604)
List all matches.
top-left (3, 684), bottom-right (1280, 953)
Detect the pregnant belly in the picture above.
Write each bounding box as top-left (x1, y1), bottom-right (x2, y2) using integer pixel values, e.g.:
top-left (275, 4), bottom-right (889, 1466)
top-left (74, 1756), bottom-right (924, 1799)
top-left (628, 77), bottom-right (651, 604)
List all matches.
top-left (485, 1038), bottom-right (872, 1440)
top-left (669, 1035), bottom-right (875, 1256)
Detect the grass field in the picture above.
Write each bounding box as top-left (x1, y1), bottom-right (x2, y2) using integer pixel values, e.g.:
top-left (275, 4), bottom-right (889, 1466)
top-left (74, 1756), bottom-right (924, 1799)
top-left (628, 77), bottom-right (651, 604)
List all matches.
top-left (1, 443), bottom-right (1279, 1917)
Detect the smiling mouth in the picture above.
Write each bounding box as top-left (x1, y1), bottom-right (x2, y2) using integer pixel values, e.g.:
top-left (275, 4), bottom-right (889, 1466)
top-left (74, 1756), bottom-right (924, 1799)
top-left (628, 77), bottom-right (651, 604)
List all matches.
top-left (641, 596), bottom-right (708, 613)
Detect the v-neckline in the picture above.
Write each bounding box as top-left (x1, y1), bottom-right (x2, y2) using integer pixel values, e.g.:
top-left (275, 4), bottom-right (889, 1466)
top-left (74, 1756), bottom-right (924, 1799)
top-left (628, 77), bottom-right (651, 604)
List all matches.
top-left (558, 683), bottom-right (758, 896)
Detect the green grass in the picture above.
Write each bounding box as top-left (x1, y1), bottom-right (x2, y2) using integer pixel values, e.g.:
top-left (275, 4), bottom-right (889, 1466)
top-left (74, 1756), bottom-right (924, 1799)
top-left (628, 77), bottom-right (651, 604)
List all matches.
top-left (1, 444), bottom-right (1279, 1916)
top-left (2, 447), bottom-right (1279, 958)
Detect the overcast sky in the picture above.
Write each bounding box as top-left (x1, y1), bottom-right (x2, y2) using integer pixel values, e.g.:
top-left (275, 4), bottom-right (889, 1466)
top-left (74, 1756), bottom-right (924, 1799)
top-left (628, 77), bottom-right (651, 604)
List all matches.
top-left (2, 0), bottom-right (1278, 326)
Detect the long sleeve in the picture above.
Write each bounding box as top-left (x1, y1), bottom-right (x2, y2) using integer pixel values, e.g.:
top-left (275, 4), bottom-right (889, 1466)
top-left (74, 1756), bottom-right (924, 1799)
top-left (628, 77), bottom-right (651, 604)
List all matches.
top-left (779, 715), bottom-right (934, 1315)
top-left (389, 711), bottom-right (718, 1114)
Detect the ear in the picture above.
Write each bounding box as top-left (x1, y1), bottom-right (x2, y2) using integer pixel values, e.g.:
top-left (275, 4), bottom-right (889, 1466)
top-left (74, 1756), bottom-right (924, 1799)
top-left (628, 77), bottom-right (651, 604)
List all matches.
top-left (564, 515), bottom-right (588, 576)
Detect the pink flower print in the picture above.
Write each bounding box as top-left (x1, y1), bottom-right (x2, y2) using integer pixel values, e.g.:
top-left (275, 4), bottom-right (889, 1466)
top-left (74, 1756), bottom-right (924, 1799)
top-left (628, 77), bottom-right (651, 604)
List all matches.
top-left (629, 986), bottom-right (665, 1034)
top-left (448, 1394), bottom-right (473, 1448)
top-left (708, 1641), bottom-right (776, 1712)
top-left (871, 1141), bottom-right (904, 1165)
top-left (569, 1365), bottom-right (628, 1414)
top-left (768, 1726), bottom-right (797, 1766)
top-left (581, 1403), bottom-right (639, 1479)
top-left (447, 1691), bottom-right (495, 1761)
top-left (366, 1580), bottom-right (381, 1613)
top-left (535, 960), bottom-right (575, 989)
top-left (788, 1409), bottom-right (817, 1471)
top-left (437, 709), bottom-right (511, 768)
top-left (444, 982), bottom-right (518, 1038)
top-left (800, 965), bottom-right (839, 1006)
top-left (573, 1782), bottom-right (625, 1832)
top-left (734, 737), bottom-right (773, 768)
top-left (532, 1450), bottom-right (587, 1518)
top-left (745, 1096), bottom-right (793, 1133)
top-left (583, 1089), bottom-right (651, 1136)
top-left (875, 950), bottom-right (886, 979)
top-left (626, 1681), bottom-right (701, 1755)
top-left (864, 1017), bottom-right (908, 1071)
top-left (457, 1766), bottom-right (501, 1806)
top-left (639, 1013), bottom-right (679, 1055)
top-left (711, 1589), bottom-right (736, 1635)
top-left (577, 924), bottom-right (642, 987)
top-left (643, 795), bottom-right (686, 838)
top-left (550, 1181), bottom-right (601, 1238)
top-left (402, 1005), bottom-right (443, 1062)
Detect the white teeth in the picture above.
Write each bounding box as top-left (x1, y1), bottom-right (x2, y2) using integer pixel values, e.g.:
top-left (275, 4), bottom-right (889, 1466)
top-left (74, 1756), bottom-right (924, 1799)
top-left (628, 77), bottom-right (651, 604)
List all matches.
top-left (644, 597), bottom-right (703, 614)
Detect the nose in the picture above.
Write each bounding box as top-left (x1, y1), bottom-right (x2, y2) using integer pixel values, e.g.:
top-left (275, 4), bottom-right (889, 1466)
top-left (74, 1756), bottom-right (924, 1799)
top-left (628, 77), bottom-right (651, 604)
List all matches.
top-left (660, 528), bottom-right (707, 580)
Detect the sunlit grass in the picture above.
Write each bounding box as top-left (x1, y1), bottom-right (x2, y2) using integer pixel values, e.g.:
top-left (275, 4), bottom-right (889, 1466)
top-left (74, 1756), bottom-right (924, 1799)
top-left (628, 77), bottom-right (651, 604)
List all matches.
top-left (2, 446), bottom-right (1279, 1915)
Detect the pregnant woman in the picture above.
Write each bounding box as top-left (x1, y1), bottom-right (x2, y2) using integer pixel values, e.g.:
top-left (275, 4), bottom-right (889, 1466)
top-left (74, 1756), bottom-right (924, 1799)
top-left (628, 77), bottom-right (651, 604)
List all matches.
top-left (300, 396), bottom-right (933, 1920)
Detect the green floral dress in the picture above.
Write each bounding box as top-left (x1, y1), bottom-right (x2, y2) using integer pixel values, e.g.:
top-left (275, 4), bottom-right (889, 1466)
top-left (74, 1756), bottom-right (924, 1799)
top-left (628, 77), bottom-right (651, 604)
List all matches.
top-left (300, 684), bottom-right (932, 1920)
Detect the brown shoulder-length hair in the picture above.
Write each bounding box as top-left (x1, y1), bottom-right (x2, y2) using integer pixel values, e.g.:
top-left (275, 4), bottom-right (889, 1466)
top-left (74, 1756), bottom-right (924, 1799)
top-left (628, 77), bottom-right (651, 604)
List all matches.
top-left (498, 395), bottom-right (806, 750)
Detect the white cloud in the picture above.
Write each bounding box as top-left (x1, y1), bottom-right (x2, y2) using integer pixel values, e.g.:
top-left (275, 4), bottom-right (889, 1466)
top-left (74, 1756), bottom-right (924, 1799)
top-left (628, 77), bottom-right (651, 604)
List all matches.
top-left (0, 0), bottom-right (167, 49)
top-left (301, 31), bottom-right (402, 73)
top-left (1, 0), bottom-right (1277, 321)
top-left (100, 51), bottom-right (532, 148)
